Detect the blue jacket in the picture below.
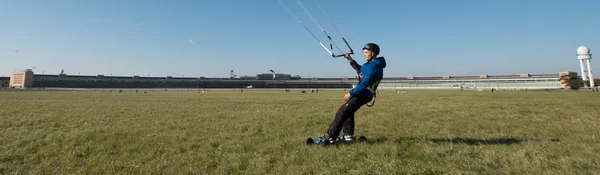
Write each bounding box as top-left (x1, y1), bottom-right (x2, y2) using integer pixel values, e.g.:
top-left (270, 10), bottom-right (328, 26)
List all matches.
top-left (348, 57), bottom-right (387, 100)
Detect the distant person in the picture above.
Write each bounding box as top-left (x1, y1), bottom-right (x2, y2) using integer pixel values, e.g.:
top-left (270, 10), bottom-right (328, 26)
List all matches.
top-left (315, 43), bottom-right (387, 144)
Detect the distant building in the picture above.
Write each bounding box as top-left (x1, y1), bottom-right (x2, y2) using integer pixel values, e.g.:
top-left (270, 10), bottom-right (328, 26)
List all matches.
top-left (4, 69), bottom-right (586, 90)
top-left (255, 73), bottom-right (301, 80)
top-left (9, 69), bottom-right (34, 88)
top-left (371, 73), bottom-right (568, 90)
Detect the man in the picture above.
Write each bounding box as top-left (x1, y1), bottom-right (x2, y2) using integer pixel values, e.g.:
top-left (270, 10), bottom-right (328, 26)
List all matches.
top-left (317, 43), bottom-right (387, 144)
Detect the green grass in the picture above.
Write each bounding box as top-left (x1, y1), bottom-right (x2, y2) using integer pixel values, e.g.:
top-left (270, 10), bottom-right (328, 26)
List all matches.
top-left (1, 89), bottom-right (599, 174)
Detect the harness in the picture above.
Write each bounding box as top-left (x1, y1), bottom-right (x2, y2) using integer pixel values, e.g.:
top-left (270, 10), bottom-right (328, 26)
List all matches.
top-left (357, 74), bottom-right (380, 107)
top-left (366, 80), bottom-right (380, 107)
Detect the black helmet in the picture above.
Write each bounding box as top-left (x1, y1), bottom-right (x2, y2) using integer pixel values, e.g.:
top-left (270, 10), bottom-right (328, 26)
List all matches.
top-left (362, 43), bottom-right (380, 55)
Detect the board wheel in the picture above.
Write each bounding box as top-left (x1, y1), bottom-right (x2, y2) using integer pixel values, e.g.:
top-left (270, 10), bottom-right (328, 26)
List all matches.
top-left (358, 136), bottom-right (367, 143)
top-left (306, 137), bottom-right (315, 145)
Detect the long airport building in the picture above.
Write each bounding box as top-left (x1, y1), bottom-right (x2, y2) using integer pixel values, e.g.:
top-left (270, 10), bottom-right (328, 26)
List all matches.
top-left (4, 69), bottom-right (578, 90)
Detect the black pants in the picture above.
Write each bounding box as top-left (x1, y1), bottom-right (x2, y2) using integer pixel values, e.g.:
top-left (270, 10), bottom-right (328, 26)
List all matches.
top-left (326, 95), bottom-right (371, 138)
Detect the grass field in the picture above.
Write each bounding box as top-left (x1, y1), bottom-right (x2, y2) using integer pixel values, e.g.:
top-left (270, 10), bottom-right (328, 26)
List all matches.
top-left (1, 89), bottom-right (599, 174)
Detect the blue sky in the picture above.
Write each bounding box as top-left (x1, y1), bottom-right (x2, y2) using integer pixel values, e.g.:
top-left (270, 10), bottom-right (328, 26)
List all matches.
top-left (1, 0), bottom-right (599, 78)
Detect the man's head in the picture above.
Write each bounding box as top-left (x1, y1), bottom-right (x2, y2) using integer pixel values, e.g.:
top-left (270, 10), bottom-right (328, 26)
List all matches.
top-left (362, 43), bottom-right (380, 61)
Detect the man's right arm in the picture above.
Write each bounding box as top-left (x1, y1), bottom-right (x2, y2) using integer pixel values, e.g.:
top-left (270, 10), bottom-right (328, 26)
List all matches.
top-left (344, 53), bottom-right (361, 74)
top-left (349, 59), bottom-right (361, 74)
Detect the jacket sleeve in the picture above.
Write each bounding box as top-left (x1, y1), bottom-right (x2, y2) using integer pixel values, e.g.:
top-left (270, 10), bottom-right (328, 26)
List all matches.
top-left (349, 65), bottom-right (374, 95)
top-left (349, 59), bottom-right (361, 74)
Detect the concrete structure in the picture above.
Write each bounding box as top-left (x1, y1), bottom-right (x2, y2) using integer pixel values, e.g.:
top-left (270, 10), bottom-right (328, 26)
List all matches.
top-left (559, 72), bottom-right (579, 89)
top-left (577, 46), bottom-right (594, 87)
top-left (361, 73), bottom-right (563, 91)
top-left (9, 69), bottom-right (34, 88)
top-left (5, 70), bottom-right (577, 90)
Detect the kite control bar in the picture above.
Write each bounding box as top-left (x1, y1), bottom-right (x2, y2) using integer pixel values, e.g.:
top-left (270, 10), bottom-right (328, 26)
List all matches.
top-left (333, 53), bottom-right (351, 58)
top-left (278, 0), bottom-right (354, 59)
top-left (334, 38), bottom-right (354, 58)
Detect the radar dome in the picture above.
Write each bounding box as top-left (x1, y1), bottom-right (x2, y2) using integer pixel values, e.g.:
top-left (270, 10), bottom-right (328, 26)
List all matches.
top-left (577, 46), bottom-right (590, 55)
top-left (577, 46), bottom-right (591, 60)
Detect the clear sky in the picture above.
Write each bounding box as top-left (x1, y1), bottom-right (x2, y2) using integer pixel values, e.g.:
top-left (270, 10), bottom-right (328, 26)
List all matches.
top-left (1, 0), bottom-right (599, 78)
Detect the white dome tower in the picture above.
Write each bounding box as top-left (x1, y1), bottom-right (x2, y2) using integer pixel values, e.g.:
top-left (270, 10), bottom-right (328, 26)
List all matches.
top-left (577, 46), bottom-right (593, 87)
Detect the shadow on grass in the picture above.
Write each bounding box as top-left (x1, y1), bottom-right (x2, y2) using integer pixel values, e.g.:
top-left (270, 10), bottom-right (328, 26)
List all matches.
top-left (393, 137), bottom-right (560, 145)
top-left (364, 136), bottom-right (388, 144)
top-left (327, 136), bottom-right (559, 146)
